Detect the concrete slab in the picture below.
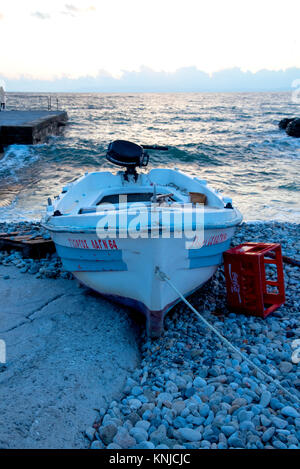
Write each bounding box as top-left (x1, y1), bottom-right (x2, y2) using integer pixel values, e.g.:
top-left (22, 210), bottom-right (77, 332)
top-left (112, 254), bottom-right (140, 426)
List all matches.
top-left (0, 111), bottom-right (68, 146)
top-left (0, 111), bottom-right (66, 127)
top-left (0, 266), bottom-right (141, 448)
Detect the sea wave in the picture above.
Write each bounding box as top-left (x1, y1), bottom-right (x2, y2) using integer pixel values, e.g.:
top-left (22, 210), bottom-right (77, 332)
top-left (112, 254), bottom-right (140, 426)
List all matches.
top-left (1, 91), bottom-right (300, 223)
top-left (0, 145), bottom-right (40, 180)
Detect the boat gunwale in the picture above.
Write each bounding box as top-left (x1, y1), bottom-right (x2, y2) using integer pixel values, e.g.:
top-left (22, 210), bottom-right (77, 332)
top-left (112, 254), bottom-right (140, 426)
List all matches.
top-left (41, 215), bottom-right (243, 234)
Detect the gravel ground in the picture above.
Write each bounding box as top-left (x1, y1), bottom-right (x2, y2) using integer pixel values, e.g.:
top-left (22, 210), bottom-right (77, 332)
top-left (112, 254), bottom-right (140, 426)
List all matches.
top-left (0, 221), bottom-right (299, 449)
top-left (0, 221), bottom-right (72, 280)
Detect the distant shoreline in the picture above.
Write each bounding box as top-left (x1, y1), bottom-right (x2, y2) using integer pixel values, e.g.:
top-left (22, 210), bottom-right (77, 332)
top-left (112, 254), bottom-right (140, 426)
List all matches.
top-left (2, 65), bottom-right (300, 93)
top-left (4, 90), bottom-right (294, 94)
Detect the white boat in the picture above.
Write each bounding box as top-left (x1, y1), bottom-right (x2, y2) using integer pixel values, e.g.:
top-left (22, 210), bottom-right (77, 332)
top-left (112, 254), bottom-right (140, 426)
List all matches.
top-left (42, 140), bottom-right (242, 336)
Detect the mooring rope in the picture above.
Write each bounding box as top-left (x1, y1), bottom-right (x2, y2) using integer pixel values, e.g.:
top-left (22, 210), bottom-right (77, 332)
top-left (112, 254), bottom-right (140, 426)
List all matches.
top-left (156, 268), bottom-right (300, 406)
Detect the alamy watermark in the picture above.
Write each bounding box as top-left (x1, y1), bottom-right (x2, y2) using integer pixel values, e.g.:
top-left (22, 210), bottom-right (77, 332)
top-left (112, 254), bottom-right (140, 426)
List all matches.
top-left (0, 339), bottom-right (6, 364)
top-left (291, 79), bottom-right (300, 104)
top-left (95, 197), bottom-right (205, 249)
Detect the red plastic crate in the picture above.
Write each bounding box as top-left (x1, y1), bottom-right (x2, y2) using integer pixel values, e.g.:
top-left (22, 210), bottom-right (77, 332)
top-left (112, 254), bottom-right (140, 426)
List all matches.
top-left (223, 243), bottom-right (285, 318)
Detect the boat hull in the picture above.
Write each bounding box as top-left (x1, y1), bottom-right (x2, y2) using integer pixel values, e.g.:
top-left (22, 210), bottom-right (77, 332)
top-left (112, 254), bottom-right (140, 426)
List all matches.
top-left (51, 227), bottom-right (235, 336)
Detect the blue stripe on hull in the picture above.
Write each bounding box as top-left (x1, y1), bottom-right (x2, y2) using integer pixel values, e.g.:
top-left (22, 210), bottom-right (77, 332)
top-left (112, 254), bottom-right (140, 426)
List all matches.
top-left (55, 244), bottom-right (127, 272)
top-left (188, 239), bottom-right (231, 269)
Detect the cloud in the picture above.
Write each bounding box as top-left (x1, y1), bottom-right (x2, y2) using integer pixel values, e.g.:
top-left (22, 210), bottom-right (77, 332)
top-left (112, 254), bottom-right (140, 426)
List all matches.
top-left (31, 11), bottom-right (51, 20)
top-left (0, 13), bottom-right (4, 20)
top-left (2, 67), bottom-right (300, 93)
top-left (65, 4), bottom-right (78, 12)
top-left (62, 4), bottom-right (96, 16)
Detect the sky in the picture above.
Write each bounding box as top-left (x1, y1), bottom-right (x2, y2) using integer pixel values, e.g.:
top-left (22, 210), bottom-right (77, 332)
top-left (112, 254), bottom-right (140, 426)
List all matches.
top-left (0, 0), bottom-right (300, 91)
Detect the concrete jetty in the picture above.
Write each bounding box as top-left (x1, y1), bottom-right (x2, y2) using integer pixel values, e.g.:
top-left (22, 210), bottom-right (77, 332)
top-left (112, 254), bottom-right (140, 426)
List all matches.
top-left (0, 264), bottom-right (140, 448)
top-left (0, 110), bottom-right (68, 150)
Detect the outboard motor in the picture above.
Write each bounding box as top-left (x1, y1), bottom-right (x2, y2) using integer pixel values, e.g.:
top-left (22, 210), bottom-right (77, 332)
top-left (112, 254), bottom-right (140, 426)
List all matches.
top-left (106, 140), bottom-right (168, 181)
top-left (106, 140), bottom-right (148, 181)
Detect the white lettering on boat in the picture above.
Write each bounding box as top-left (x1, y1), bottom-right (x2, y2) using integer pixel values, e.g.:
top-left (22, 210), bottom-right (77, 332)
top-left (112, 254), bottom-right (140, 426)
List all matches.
top-left (67, 238), bottom-right (118, 250)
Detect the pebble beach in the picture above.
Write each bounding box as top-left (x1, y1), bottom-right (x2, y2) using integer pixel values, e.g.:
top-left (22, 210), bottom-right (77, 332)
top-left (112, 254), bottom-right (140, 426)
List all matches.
top-left (0, 220), bottom-right (299, 449)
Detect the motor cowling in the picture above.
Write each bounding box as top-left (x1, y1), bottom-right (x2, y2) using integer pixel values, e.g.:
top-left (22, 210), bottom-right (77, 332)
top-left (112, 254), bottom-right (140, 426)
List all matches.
top-left (106, 140), bottom-right (149, 168)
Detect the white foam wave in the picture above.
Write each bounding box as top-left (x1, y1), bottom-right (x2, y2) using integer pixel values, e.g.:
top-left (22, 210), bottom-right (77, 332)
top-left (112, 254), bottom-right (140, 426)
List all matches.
top-left (0, 145), bottom-right (40, 179)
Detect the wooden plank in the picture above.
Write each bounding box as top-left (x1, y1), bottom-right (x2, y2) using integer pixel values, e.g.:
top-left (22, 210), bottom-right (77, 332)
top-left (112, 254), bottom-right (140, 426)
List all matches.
top-left (0, 231), bottom-right (20, 237)
top-left (0, 232), bottom-right (55, 258)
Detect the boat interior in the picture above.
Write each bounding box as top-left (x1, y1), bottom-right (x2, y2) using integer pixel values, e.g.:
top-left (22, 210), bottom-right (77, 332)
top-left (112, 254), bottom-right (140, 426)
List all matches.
top-left (54, 141), bottom-right (231, 217)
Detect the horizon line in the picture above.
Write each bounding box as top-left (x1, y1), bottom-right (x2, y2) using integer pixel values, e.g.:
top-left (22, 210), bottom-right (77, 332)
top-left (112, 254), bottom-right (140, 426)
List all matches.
top-left (2, 66), bottom-right (300, 93)
top-left (5, 89), bottom-right (294, 94)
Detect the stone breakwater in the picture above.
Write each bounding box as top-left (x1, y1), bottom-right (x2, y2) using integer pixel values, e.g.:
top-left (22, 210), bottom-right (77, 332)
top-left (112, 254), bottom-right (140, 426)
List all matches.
top-left (0, 221), bottom-right (299, 449)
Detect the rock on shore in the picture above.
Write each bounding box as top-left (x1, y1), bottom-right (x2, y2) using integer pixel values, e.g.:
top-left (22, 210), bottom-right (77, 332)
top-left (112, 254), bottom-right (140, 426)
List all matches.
top-left (278, 118), bottom-right (295, 130)
top-left (279, 117), bottom-right (300, 137)
top-left (0, 221), bottom-right (70, 280)
top-left (0, 221), bottom-right (299, 449)
top-left (286, 118), bottom-right (300, 138)
top-left (88, 222), bottom-right (300, 450)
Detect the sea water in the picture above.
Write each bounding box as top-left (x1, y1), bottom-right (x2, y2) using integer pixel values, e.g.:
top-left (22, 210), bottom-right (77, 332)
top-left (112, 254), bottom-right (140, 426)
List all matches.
top-left (0, 92), bottom-right (299, 222)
